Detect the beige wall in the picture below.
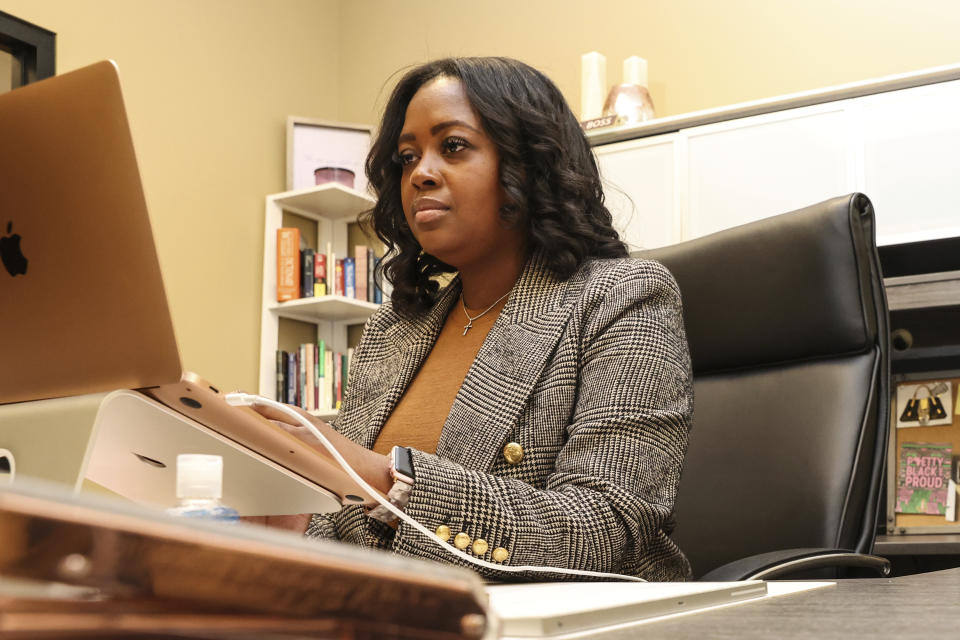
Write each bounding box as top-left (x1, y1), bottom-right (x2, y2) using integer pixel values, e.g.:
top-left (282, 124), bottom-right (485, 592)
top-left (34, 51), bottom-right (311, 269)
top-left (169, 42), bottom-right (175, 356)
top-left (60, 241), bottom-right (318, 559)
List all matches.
top-left (4, 1), bottom-right (960, 395)
top-left (2, 0), bottom-right (341, 393)
top-left (338, 0), bottom-right (960, 124)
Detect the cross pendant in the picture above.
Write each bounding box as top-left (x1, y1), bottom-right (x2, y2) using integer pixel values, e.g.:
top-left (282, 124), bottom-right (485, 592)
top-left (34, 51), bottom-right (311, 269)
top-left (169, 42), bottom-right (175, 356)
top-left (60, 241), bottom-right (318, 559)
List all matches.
top-left (462, 321), bottom-right (473, 336)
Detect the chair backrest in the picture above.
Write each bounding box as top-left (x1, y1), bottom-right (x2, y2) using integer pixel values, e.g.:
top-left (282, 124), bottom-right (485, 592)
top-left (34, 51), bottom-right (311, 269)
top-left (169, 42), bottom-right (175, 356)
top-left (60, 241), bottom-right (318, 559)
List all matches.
top-left (639, 194), bottom-right (889, 578)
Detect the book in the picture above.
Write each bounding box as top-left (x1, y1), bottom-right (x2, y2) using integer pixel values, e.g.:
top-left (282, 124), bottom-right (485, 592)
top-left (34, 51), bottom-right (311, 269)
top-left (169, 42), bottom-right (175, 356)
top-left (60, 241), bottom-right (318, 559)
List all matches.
top-left (275, 350), bottom-right (285, 402)
top-left (373, 256), bottom-right (382, 304)
top-left (896, 442), bottom-right (953, 515)
top-left (335, 259), bottom-right (345, 297)
top-left (316, 340), bottom-right (326, 411)
top-left (299, 344), bottom-right (306, 409)
top-left (300, 248), bottom-right (315, 298)
top-left (314, 252), bottom-right (327, 296)
top-left (276, 228), bottom-right (300, 302)
top-left (304, 343), bottom-right (315, 412)
top-left (326, 242), bottom-right (335, 296)
top-left (325, 348), bottom-right (334, 411)
top-left (367, 247), bottom-right (376, 302)
top-left (344, 257), bottom-right (356, 299)
top-left (334, 352), bottom-right (343, 410)
top-left (287, 350), bottom-right (297, 407)
top-left (355, 246), bottom-right (368, 302)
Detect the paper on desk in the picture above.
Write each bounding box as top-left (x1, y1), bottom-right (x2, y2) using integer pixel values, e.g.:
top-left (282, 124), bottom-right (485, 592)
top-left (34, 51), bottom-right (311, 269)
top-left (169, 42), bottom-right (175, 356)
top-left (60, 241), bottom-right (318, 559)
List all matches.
top-left (488, 580), bottom-right (833, 639)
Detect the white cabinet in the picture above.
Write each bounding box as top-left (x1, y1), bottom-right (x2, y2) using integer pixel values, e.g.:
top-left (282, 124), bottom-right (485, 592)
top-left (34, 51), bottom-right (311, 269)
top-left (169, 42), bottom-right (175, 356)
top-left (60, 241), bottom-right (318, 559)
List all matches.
top-left (857, 80), bottom-right (960, 245)
top-left (595, 134), bottom-right (679, 251)
top-left (593, 77), bottom-right (960, 248)
top-left (257, 183), bottom-right (378, 417)
top-left (683, 103), bottom-right (855, 239)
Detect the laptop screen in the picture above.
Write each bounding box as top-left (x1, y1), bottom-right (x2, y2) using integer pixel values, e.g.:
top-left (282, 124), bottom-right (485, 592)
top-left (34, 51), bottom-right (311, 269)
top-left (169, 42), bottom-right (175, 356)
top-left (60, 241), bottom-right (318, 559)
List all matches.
top-left (0, 61), bottom-right (182, 404)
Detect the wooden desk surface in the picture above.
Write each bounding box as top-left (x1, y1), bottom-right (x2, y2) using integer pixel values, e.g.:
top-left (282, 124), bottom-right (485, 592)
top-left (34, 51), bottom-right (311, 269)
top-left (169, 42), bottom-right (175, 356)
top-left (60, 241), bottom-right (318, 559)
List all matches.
top-left (579, 568), bottom-right (960, 639)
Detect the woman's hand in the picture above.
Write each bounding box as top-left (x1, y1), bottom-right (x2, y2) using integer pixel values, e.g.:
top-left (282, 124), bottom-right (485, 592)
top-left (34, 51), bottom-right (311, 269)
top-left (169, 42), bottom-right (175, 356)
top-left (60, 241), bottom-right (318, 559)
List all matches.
top-left (247, 401), bottom-right (394, 496)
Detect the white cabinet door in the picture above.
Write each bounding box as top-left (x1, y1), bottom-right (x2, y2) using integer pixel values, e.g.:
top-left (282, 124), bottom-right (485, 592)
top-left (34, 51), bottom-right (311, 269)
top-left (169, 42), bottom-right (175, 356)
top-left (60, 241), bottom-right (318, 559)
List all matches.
top-left (857, 79), bottom-right (960, 245)
top-left (683, 103), bottom-right (856, 240)
top-left (594, 134), bottom-right (678, 252)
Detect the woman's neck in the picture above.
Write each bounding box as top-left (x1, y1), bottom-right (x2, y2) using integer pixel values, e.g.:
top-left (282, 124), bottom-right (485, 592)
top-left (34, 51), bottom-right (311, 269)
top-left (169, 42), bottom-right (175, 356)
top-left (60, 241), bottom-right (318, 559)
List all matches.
top-left (458, 250), bottom-right (528, 310)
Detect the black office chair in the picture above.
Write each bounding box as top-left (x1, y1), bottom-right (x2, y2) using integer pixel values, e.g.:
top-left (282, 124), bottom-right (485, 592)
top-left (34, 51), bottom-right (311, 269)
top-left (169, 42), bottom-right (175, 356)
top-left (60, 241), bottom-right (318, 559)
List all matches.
top-left (641, 193), bottom-right (891, 580)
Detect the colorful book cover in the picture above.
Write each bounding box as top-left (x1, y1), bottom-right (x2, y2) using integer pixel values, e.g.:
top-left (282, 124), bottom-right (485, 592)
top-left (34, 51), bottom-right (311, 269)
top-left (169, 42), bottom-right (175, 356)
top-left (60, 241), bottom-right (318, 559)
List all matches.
top-left (299, 344), bottom-right (306, 409)
top-left (344, 257), bottom-right (356, 299)
top-left (367, 247), bottom-right (376, 302)
top-left (287, 350), bottom-right (297, 407)
top-left (334, 352), bottom-right (343, 410)
top-left (314, 252), bottom-right (327, 296)
top-left (276, 350), bottom-right (285, 402)
top-left (354, 245), bottom-right (368, 302)
top-left (896, 442), bottom-right (953, 515)
top-left (373, 256), bottom-right (382, 304)
top-left (304, 342), bottom-right (314, 412)
top-left (276, 228), bottom-right (300, 302)
top-left (325, 349), bottom-right (334, 411)
top-left (300, 248), bottom-right (315, 298)
top-left (316, 340), bottom-right (325, 410)
top-left (335, 259), bottom-right (344, 297)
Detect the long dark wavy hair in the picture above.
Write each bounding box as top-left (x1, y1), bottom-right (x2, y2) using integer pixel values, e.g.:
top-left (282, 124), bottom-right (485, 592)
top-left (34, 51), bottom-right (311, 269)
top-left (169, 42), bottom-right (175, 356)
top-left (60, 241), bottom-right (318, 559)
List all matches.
top-left (363, 56), bottom-right (627, 317)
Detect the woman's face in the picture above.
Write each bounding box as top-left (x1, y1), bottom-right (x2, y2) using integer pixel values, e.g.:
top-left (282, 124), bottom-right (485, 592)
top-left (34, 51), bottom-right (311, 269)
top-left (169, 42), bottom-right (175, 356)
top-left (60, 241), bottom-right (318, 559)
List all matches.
top-left (397, 76), bottom-right (525, 271)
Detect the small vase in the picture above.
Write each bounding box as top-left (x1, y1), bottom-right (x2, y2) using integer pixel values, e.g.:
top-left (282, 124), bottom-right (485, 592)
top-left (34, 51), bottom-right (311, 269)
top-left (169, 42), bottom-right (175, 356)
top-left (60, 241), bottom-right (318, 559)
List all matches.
top-left (602, 84), bottom-right (656, 125)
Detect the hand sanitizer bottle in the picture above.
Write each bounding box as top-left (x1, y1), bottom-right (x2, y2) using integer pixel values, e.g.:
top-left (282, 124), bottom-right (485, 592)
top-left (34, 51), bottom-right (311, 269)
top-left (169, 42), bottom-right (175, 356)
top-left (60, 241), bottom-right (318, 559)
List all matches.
top-left (166, 454), bottom-right (239, 523)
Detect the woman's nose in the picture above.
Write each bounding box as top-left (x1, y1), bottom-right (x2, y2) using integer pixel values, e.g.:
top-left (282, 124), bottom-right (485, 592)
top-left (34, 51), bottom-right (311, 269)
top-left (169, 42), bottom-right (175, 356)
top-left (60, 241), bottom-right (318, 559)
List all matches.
top-left (410, 153), bottom-right (441, 189)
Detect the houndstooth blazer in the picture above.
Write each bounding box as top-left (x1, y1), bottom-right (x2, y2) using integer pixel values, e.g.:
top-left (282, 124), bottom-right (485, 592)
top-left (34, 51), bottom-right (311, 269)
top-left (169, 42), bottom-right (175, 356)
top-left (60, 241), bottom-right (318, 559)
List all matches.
top-left (307, 253), bottom-right (693, 581)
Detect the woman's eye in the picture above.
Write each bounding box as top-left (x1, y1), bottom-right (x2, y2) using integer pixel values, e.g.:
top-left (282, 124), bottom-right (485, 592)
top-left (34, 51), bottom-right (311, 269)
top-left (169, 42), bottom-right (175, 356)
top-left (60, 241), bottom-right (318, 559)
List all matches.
top-left (441, 137), bottom-right (469, 154)
top-left (395, 150), bottom-right (417, 166)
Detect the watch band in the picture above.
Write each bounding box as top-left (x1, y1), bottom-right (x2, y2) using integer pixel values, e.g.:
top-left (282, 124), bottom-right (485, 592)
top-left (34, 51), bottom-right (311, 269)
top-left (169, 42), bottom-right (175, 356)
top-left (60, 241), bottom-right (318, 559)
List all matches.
top-left (368, 446), bottom-right (414, 525)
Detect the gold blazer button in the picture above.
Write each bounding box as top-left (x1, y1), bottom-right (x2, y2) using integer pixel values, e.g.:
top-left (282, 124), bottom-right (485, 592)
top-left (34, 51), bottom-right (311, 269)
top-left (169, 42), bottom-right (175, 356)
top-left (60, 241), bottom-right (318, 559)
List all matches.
top-left (492, 547), bottom-right (510, 563)
top-left (472, 538), bottom-right (489, 555)
top-left (503, 442), bottom-right (524, 465)
top-left (435, 525), bottom-right (451, 542)
top-left (454, 532), bottom-right (471, 550)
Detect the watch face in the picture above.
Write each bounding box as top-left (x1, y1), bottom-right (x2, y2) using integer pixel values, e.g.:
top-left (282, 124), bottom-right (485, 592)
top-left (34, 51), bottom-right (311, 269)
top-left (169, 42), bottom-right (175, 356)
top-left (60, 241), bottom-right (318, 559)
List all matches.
top-left (394, 446), bottom-right (415, 481)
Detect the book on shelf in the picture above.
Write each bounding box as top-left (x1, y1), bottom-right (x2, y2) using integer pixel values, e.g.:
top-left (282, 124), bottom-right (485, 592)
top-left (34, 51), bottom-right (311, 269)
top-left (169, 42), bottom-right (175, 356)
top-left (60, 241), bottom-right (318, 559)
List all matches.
top-left (355, 246), bottom-right (368, 303)
top-left (275, 350), bottom-right (285, 402)
top-left (300, 248), bottom-right (315, 299)
top-left (276, 228), bottom-right (300, 302)
top-left (304, 343), bottom-right (315, 412)
top-left (367, 247), bottom-right (376, 302)
top-left (896, 442), bottom-right (953, 515)
top-left (344, 257), bottom-right (356, 299)
top-left (335, 259), bottom-right (345, 297)
top-left (275, 345), bottom-right (354, 413)
top-left (373, 255), bottom-right (383, 304)
top-left (314, 252), bottom-right (327, 296)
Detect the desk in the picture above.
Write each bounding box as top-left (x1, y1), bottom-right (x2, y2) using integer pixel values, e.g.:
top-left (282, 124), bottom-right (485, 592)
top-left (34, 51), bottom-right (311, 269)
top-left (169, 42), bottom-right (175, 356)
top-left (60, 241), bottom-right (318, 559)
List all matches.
top-left (578, 568), bottom-right (960, 639)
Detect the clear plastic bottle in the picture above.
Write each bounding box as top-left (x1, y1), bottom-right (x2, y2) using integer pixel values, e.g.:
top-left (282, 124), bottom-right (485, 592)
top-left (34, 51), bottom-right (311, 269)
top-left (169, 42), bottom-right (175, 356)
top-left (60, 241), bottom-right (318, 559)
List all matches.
top-left (166, 454), bottom-right (239, 523)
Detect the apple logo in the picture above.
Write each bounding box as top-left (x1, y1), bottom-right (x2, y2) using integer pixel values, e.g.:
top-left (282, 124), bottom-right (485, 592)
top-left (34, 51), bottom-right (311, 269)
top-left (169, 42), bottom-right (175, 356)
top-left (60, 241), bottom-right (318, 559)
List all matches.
top-left (1, 221), bottom-right (28, 277)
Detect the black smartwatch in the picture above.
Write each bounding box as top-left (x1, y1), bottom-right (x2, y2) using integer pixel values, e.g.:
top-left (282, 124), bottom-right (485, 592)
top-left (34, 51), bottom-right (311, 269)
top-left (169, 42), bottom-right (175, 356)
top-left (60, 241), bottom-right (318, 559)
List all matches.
top-left (391, 445), bottom-right (415, 485)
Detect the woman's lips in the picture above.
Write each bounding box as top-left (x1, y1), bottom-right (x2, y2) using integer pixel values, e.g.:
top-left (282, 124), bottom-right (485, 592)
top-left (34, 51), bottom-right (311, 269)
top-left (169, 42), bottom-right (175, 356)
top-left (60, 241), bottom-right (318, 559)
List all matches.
top-left (414, 207), bottom-right (449, 225)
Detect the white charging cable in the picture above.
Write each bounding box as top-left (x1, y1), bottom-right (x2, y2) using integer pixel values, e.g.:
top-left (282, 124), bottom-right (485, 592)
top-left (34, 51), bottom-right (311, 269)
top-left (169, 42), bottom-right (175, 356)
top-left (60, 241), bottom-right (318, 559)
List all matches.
top-left (224, 392), bottom-right (645, 582)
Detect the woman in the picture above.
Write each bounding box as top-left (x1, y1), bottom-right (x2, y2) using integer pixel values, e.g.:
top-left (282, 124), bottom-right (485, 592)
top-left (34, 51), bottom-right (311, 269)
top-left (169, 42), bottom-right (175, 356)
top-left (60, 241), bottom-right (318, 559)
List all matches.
top-left (255, 57), bottom-right (693, 582)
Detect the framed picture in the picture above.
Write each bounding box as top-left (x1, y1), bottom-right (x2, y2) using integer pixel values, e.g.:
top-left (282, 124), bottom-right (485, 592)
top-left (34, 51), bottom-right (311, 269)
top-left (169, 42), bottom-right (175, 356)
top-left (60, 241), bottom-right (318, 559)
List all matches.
top-left (896, 380), bottom-right (953, 429)
top-left (286, 117), bottom-right (372, 193)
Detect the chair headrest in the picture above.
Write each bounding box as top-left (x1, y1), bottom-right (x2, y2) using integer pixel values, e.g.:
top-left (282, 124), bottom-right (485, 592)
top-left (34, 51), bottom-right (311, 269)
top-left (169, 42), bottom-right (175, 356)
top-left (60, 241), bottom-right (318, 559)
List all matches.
top-left (638, 194), bottom-right (881, 375)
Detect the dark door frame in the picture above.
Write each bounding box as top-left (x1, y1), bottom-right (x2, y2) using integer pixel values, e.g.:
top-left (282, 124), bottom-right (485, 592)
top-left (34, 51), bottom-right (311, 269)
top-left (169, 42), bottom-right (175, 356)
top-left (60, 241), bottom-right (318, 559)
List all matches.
top-left (0, 10), bottom-right (55, 88)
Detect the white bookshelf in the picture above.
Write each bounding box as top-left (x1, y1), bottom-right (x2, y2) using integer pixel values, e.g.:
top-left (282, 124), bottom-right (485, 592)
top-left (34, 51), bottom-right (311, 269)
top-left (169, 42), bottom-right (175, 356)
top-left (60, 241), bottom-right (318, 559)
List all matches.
top-left (258, 183), bottom-right (379, 408)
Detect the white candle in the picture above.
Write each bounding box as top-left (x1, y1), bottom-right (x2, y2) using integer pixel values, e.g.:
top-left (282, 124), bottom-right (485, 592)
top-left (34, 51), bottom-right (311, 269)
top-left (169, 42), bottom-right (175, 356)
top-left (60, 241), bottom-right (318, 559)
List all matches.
top-left (580, 51), bottom-right (606, 121)
top-left (623, 55), bottom-right (648, 88)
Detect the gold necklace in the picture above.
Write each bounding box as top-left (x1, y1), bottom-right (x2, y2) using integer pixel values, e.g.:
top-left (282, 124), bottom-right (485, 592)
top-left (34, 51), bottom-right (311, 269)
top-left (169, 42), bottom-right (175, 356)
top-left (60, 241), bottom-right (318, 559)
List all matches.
top-left (460, 291), bottom-right (510, 336)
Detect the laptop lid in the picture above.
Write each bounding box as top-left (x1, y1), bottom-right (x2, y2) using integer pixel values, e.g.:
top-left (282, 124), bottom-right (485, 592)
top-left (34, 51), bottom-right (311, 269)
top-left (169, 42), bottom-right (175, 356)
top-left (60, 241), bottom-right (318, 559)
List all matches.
top-left (0, 60), bottom-right (182, 404)
top-left (0, 61), bottom-right (373, 513)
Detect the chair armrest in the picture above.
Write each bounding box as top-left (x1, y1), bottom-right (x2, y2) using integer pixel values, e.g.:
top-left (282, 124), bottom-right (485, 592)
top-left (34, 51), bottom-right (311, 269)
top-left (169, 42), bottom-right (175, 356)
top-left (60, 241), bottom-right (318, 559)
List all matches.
top-left (699, 548), bottom-right (891, 581)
